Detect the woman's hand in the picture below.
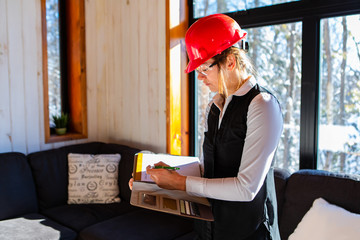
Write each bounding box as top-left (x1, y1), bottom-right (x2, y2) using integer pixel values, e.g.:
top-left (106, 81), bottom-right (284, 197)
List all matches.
top-left (146, 161), bottom-right (187, 191)
top-left (128, 173), bottom-right (134, 190)
top-left (128, 178), bottom-right (134, 190)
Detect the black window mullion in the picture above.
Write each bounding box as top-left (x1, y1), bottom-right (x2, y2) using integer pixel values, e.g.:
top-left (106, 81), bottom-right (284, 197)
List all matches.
top-left (189, 71), bottom-right (196, 157)
top-left (187, 0), bottom-right (195, 156)
top-left (188, 0), bottom-right (194, 24)
top-left (299, 16), bottom-right (320, 169)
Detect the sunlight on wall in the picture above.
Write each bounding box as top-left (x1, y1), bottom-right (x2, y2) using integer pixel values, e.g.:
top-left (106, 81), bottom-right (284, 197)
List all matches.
top-left (169, 44), bottom-right (182, 155)
top-left (170, 0), bottom-right (180, 28)
top-left (168, 0), bottom-right (183, 155)
top-left (168, 0), bottom-right (188, 156)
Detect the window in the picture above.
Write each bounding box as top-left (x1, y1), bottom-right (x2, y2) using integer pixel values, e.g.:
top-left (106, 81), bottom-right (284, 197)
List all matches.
top-left (246, 22), bottom-right (302, 172)
top-left (167, 0), bottom-right (190, 155)
top-left (318, 14), bottom-right (360, 174)
top-left (194, 22), bottom-right (302, 172)
top-left (41, 0), bottom-right (87, 143)
top-left (190, 0), bottom-right (360, 175)
top-left (45, 0), bottom-right (61, 121)
top-left (194, 74), bottom-right (213, 157)
top-left (193, 0), bottom-right (300, 18)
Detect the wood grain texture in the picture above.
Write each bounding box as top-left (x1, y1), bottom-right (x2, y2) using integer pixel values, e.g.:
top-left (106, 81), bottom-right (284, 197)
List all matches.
top-left (84, 0), bottom-right (167, 152)
top-left (0, 0), bottom-right (12, 152)
top-left (7, 0), bottom-right (27, 153)
top-left (0, 0), bottom-right (167, 154)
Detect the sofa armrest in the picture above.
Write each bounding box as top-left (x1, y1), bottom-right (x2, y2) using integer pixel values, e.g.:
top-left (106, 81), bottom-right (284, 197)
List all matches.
top-left (279, 169), bottom-right (360, 240)
top-left (0, 152), bottom-right (38, 220)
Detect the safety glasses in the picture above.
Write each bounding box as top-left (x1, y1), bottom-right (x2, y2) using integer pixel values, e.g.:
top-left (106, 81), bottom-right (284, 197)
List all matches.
top-left (195, 61), bottom-right (217, 76)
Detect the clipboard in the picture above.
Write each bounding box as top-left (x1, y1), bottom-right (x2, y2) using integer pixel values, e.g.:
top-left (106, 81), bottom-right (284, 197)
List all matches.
top-left (131, 153), bottom-right (214, 221)
top-left (132, 153), bottom-right (202, 182)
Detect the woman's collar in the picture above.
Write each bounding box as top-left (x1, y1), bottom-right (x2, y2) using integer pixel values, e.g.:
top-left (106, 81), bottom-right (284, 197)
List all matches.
top-left (212, 76), bottom-right (256, 110)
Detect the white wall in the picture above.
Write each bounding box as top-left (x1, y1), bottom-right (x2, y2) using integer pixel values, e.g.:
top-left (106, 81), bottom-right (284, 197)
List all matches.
top-left (0, 0), bottom-right (167, 154)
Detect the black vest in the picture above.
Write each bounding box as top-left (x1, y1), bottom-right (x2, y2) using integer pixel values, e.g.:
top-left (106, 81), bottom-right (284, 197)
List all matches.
top-left (202, 84), bottom-right (280, 240)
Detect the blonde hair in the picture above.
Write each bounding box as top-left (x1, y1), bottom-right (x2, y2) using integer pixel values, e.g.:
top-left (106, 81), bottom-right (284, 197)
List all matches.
top-left (212, 46), bottom-right (255, 98)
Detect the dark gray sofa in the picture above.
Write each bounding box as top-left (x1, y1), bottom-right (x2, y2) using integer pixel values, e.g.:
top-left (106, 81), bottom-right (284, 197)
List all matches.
top-left (274, 168), bottom-right (360, 239)
top-left (1, 142), bottom-right (359, 239)
top-left (0, 142), bottom-right (194, 240)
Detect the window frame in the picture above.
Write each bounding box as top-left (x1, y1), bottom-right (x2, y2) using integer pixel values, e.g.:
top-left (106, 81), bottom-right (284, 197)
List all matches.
top-left (166, 0), bottom-right (190, 155)
top-left (188, 0), bottom-right (360, 168)
top-left (41, 0), bottom-right (87, 143)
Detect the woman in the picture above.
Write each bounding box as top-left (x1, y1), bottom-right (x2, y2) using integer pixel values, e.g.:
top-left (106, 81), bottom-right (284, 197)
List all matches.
top-left (131, 14), bottom-right (283, 240)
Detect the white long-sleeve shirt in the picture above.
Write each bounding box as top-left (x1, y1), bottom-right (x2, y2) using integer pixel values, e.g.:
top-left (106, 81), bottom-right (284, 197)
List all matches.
top-left (186, 77), bottom-right (283, 202)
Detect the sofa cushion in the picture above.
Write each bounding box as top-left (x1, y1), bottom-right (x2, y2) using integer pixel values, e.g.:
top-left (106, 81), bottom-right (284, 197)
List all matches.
top-left (27, 142), bottom-right (105, 210)
top-left (78, 209), bottom-right (194, 240)
top-left (27, 142), bottom-right (140, 210)
top-left (0, 152), bottom-right (38, 220)
top-left (279, 169), bottom-right (360, 240)
top-left (288, 198), bottom-right (360, 240)
top-left (41, 202), bottom-right (140, 232)
top-left (96, 143), bottom-right (141, 202)
top-left (0, 213), bottom-right (76, 240)
top-left (67, 153), bottom-right (121, 204)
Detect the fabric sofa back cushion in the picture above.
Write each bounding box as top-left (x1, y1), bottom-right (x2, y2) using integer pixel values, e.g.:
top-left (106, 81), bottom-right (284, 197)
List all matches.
top-left (0, 152), bottom-right (38, 220)
top-left (27, 142), bottom-right (104, 210)
top-left (94, 143), bottom-right (140, 202)
top-left (279, 169), bottom-right (360, 240)
top-left (27, 142), bottom-right (140, 210)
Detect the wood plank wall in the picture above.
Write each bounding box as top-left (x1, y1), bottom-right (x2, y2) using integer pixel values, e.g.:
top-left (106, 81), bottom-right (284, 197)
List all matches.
top-left (0, 0), bottom-right (167, 154)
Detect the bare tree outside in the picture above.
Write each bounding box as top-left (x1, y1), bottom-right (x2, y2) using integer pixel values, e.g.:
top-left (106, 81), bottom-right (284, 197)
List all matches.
top-left (318, 14), bottom-right (360, 175)
top-left (46, 0), bottom-right (62, 127)
top-left (246, 23), bottom-right (302, 173)
top-left (194, 1), bottom-right (302, 173)
top-left (193, 2), bottom-right (360, 175)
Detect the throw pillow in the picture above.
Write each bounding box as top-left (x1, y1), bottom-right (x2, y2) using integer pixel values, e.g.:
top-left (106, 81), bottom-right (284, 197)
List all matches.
top-left (289, 197), bottom-right (360, 240)
top-left (68, 153), bottom-right (121, 204)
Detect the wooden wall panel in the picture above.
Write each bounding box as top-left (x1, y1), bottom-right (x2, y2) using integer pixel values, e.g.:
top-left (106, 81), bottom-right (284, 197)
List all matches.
top-left (85, 0), bottom-right (167, 153)
top-left (7, 0), bottom-right (27, 153)
top-left (118, 0), bottom-right (131, 143)
top-left (22, 0), bottom-right (42, 153)
top-left (0, 0), bottom-right (12, 152)
top-left (84, 0), bottom-right (97, 141)
top-left (0, 0), bottom-right (167, 154)
top-left (86, 0), bottom-right (167, 153)
top-left (93, 0), bottom-right (108, 142)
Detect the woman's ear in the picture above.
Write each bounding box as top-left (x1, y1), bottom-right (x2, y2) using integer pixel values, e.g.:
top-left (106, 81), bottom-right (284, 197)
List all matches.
top-left (226, 54), bottom-right (236, 71)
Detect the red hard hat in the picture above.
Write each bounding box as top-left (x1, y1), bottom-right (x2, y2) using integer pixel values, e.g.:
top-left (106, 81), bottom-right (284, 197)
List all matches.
top-left (185, 14), bottom-right (247, 73)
